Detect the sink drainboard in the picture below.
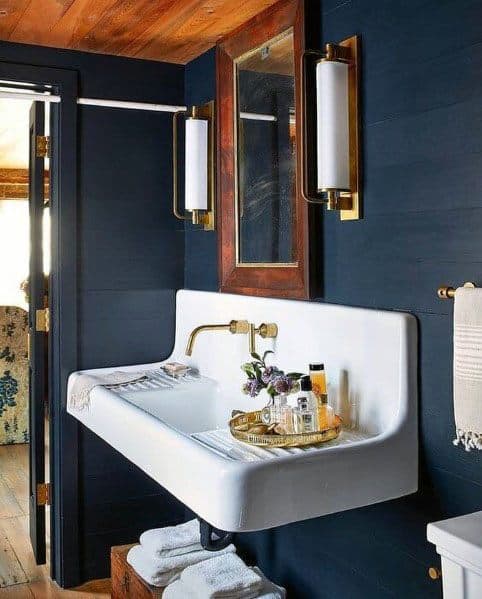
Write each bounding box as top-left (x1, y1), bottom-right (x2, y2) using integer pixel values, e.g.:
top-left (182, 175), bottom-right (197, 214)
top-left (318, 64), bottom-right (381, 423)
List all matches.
top-left (192, 428), bottom-right (375, 462)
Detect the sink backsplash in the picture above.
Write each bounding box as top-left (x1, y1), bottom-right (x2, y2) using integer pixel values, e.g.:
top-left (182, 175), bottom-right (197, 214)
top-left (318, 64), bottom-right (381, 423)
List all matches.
top-left (169, 290), bottom-right (416, 436)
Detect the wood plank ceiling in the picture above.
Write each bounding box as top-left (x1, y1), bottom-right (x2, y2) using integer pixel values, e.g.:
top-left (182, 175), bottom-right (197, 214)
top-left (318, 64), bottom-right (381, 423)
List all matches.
top-left (0, 0), bottom-right (282, 64)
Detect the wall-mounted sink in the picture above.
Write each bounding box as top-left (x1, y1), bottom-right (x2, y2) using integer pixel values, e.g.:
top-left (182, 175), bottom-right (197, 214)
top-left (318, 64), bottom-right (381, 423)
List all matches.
top-left (67, 290), bottom-right (418, 532)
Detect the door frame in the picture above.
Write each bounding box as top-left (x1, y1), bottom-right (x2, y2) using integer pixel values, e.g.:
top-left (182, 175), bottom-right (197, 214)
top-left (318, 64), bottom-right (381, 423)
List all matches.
top-left (0, 61), bottom-right (80, 587)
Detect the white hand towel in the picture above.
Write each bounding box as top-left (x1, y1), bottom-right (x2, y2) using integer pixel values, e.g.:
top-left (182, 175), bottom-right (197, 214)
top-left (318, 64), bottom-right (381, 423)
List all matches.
top-left (164, 567), bottom-right (284, 599)
top-left (68, 370), bottom-right (148, 410)
top-left (453, 287), bottom-right (482, 451)
top-left (140, 519), bottom-right (202, 557)
top-left (181, 552), bottom-right (263, 598)
top-left (126, 543), bottom-right (236, 588)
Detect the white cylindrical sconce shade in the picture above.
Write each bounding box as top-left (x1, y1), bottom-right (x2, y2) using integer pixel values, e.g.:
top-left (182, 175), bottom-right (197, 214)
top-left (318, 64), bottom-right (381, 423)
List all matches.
top-left (185, 118), bottom-right (209, 210)
top-left (316, 60), bottom-right (350, 191)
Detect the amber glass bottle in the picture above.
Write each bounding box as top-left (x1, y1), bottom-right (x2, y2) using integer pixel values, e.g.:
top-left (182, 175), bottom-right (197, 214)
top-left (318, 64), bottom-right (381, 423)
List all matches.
top-left (309, 364), bottom-right (334, 429)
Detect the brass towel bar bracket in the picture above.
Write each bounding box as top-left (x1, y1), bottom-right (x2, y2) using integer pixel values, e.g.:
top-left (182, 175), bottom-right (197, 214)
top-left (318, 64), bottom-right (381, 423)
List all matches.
top-left (437, 282), bottom-right (476, 299)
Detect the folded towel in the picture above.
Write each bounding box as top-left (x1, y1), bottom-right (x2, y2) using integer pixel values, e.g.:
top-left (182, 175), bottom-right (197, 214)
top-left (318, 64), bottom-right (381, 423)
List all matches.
top-left (68, 370), bottom-right (148, 410)
top-left (181, 553), bottom-right (263, 598)
top-left (140, 519), bottom-right (202, 558)
top-left (126, 543), bottom-right (236, 588)
top-left (453, 287), bottom-right (482, 451)
top-left (164, 567), bottom-right (285, 599)
top-left (163, 580), bottom-right (259, 599)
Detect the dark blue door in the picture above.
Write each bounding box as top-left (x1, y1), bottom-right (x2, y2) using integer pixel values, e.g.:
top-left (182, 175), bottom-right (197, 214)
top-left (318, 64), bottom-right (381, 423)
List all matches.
top-left (28, 101), bottom-right (47, 565)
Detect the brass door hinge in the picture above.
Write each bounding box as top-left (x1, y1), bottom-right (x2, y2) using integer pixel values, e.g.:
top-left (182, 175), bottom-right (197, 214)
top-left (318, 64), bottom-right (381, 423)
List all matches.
top-left (36, 135), bottom-right (50, 158)
top-left (35, 308), bottom-right (50, 333)
top-left (37, 482), bottom-right (51, 506)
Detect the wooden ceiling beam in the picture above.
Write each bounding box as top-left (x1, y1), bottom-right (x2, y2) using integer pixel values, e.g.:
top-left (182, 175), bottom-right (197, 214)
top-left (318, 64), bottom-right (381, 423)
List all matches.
top-left (0, 168), bottom-right (49, 200)
top-left (8, 0), bottom-right (76, 45)
top-left (45, 0), bottom-right (119, 49)
top-left (0, 0), bottom-right (282, 64)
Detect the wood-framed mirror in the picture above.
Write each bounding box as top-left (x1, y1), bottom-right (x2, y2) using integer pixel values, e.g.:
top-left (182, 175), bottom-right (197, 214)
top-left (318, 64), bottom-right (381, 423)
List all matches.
top-left (217, 0), bottom-right (317, 299)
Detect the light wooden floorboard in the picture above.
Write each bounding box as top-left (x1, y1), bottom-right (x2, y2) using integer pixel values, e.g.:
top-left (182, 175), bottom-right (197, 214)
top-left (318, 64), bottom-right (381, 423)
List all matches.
top-left (0, 444), bottom-right (111, 597)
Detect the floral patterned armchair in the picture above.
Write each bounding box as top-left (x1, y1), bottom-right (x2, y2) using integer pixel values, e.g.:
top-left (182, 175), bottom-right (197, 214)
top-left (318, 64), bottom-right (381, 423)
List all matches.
top-left (0, 306), bottom-right (29, 444)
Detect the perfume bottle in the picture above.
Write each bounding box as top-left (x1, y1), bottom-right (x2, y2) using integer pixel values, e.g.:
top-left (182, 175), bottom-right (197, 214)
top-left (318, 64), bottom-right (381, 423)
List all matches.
top-left (299, 376), bottom-right (319, 429)
top-left (317, 389), bottom-right (335, 430)
top-left (309, 363), bottom-right (327, 399)
top-left (266, 394), bottom-right (292, 426)
top-left (309, 365), bottom-right (334, 429)
top-left (294, 397), bottom-right (316, 433)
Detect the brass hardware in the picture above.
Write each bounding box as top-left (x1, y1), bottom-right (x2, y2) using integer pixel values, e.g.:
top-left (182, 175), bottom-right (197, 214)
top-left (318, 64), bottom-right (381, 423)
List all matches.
top-left (428, 567), bottom-right (442, 580)
top-left (248, 322), bottom-right (278, 354)
top-left (300, 35), bottom-right (361, 220)
top-left (36, 482), bottom-right (51, 506)
top-left (172, 101), bottom-right (216, 231)
top-left (185, 319), bottom-right (249, 356)
top-left (437, 282), bottom-right (476, 299)
top-left (35, 308), bottom-right (50, 333)
top-left (36, 135), bottom-right (50, 158)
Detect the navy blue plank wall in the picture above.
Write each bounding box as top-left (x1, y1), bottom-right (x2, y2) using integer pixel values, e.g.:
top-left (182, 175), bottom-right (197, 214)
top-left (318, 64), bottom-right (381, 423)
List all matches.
top-left (184, 1), bottom-right (482, 597)
top-left (0, 41), bottom-right (186, 582)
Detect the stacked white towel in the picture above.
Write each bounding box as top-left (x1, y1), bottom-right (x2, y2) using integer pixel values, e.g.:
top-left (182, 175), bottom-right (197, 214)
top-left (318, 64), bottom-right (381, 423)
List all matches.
top-left (140, 519), bottom-right (204, 557)
top-left (127, 519), bottom-right (236, 587)
top-left (126, 542), bottom-right (236, 588)
top-left (163, 553), bottom-right (285, 599)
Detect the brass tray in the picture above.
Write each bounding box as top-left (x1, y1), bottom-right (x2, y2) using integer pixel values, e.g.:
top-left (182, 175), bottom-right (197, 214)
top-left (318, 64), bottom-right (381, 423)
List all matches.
top-left (229, 410), bottom-right (342, 448)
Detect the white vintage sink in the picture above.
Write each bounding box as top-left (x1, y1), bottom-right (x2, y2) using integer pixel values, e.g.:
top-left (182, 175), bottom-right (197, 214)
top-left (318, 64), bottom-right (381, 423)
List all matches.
top-left (67, 290), bottom-right (418, 532)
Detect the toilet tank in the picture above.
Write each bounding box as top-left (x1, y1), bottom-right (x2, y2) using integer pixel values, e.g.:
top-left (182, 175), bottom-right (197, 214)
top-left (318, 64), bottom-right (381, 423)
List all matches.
top-left (427, 511), bottom-right (482, 599)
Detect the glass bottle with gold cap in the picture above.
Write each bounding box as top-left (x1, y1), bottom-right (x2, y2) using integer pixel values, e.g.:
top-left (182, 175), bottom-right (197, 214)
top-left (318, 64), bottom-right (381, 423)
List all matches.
top-left (309, 363), bottom-right (334, 429)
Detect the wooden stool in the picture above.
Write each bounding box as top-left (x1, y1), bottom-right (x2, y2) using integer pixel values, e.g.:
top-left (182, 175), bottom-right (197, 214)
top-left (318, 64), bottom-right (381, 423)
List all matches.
top-left (111, 544), bottom-right (164, 598)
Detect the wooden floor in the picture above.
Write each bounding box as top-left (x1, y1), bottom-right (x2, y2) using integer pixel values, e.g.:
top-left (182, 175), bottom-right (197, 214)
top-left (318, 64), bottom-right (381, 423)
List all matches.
top-left (0, 443), bottom-right (111, 598)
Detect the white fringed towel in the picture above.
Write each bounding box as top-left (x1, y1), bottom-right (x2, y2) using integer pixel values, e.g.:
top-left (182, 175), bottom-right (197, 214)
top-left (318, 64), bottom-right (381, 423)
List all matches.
top-left (68, 370), bottom-right (148, 410)
top-left (453, 287), bottom-right (482, 451)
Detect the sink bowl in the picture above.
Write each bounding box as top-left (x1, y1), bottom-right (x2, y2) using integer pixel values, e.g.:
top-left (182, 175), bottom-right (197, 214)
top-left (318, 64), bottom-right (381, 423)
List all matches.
top-left (67, 290), bottom-right (418, 532)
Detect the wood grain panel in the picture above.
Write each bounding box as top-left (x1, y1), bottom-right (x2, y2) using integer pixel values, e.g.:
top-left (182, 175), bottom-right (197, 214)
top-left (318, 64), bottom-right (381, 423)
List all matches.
top-left (217, 0), bottom-right (314, 299)
top-left (0, 0), bottom-right (282, 64)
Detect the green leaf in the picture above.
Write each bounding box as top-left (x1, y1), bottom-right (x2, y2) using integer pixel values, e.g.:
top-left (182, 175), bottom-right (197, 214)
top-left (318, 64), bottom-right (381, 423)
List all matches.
top-left (262, 350), bottom-right (274, 361)
top-left (250, 352), bottom-right (262, 362)
top-left (286, 372), bottom-right (305, 379)
top-left (241, 363), bottom-right (256, 378)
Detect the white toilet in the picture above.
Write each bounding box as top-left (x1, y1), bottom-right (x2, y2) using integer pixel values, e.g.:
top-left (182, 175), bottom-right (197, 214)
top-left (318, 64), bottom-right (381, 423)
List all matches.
top-left (427, 511), bottom-right (482, 598)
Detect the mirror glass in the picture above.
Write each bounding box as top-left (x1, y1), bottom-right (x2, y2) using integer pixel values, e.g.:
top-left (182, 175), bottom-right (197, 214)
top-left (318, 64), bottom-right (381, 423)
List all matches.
top-left (235, 29), bottom-right (297, 265)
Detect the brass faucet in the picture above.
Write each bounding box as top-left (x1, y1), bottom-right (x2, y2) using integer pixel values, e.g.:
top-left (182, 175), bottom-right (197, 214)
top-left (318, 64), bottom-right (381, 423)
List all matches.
top-left (248, 323), bottom-right (278, 354)
top-left (185, 320), bottom-right (250, 356)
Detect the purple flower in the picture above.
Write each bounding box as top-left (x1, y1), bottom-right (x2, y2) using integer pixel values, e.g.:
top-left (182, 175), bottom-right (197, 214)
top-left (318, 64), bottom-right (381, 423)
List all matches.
top-left (271, 374), bottom-right (294, 395)
top-left (242, 379), bottom-right (263, 397)
top-left (261, 366), bottom-right (281, 385)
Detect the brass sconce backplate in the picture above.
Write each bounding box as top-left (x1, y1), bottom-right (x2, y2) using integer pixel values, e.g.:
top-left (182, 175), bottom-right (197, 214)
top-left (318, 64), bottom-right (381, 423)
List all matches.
top-left (339, 35), bottom-right (360, 221)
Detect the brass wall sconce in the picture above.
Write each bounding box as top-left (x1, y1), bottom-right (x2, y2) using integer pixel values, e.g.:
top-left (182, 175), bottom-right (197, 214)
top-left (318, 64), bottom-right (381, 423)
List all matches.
top-left (301, 35), bottom-right (361, 220)
top-left (173, 101), bottom-right (216, 231)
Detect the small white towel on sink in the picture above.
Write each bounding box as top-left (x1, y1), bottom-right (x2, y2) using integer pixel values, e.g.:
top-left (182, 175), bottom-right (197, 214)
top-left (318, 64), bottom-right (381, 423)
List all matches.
top-left (140, 519), bottom-right (203, 557)
top-left (180, 552), bottom-right (263, 598)
top-left (68, 370), bottom-right (148, 410)
top-left (453, 287), bottom-right (482, 451)
top-left (126, 543), bottom-right (236, 588)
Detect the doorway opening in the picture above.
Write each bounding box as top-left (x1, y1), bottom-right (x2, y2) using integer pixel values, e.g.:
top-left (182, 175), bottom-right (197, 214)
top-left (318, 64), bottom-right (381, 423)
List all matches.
top-left (0, 85), bottom-right (51, 590)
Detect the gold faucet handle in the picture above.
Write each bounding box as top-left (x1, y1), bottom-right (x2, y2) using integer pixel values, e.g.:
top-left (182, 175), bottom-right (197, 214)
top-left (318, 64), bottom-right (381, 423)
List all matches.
top-left (229, 320), bottom-right (250, 334)
top-left (258, 323), bottom-right (278, 339)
